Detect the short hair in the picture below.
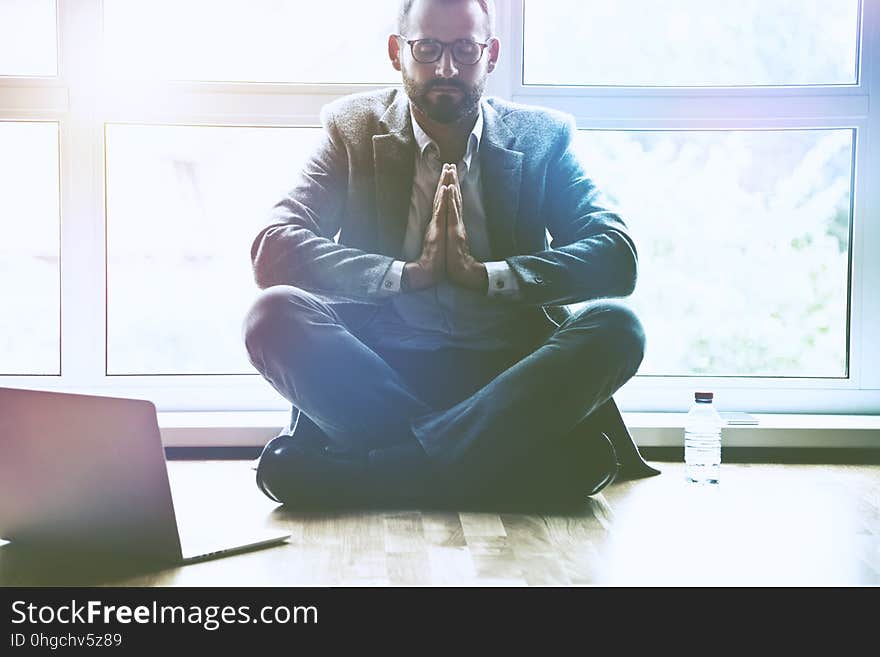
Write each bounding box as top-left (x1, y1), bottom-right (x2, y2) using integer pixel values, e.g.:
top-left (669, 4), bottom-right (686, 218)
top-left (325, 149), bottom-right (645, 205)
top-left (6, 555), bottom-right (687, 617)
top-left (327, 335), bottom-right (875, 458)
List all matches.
top-left (397, 0), bottom-right (496, 38)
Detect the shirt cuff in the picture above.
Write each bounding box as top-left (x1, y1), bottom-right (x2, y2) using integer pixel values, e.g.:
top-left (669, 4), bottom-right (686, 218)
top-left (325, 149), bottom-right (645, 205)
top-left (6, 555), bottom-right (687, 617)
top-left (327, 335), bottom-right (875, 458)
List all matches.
top-left (376, 259), bottom-right (405, 297)
top-left (485, 261), bottom-right (521, 300)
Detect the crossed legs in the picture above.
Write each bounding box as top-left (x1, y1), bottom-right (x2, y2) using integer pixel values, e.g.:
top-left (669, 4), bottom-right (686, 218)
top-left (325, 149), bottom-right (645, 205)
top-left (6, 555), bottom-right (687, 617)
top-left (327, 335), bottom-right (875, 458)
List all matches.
top-left (242, 285), bottom-right (645, 505)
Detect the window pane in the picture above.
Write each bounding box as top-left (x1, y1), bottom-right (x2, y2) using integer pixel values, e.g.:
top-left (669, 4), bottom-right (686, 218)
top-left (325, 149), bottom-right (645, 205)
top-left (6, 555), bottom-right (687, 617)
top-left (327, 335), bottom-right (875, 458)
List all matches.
top-left (524, 0), bottom-right (860, 86)
top-left (105, 124), bottom-right (323, 375)
top-left (0, 0), bottom-right (57, 76)
top-left (569, 128), bottom-right (852, 377)
top-left (0, 122), bottom-right (60, 375)
top-left (103, 0), bottom-right (400, 83)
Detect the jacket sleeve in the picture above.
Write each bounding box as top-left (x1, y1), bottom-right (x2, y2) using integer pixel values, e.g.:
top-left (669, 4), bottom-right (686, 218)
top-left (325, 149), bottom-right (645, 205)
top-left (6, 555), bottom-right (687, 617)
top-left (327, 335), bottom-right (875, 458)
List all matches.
top-left (249, 106), bottom-right (395, 300)
top-left (504, 116), bottom-right (639, 306)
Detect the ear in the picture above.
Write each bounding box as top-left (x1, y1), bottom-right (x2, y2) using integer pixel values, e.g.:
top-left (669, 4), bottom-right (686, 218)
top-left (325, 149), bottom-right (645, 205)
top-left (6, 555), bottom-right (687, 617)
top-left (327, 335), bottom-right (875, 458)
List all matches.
top-left (486, 37), bottom-right (500, 74)
top-left (388, 34), bottom-right (402, 72)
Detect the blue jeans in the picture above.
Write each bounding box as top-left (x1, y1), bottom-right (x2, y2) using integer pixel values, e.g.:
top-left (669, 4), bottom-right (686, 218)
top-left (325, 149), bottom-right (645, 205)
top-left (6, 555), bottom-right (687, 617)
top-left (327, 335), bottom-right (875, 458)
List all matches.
top-left (242, 285), bottom-right (645, 505)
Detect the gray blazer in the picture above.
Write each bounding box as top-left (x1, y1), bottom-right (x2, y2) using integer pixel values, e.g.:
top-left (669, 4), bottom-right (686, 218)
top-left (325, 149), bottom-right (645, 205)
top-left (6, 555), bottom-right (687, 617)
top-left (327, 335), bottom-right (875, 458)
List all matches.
top-left (249, 86), bottom-right (638, 340)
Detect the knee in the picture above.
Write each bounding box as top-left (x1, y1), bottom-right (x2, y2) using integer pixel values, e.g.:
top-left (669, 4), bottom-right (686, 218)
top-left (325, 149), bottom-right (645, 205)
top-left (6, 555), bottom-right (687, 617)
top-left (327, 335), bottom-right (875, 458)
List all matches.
top-left (572, 300), bottom-right (646, 372)
top-left (241, 285), bottom-right (328, 359)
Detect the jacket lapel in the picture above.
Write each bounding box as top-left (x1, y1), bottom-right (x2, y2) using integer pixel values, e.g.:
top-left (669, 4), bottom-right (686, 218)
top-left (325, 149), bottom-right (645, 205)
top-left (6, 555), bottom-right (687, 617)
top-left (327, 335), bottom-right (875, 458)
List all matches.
top-left (373, 92), bottom-right (415, 258)
top-left (480, 101), bottom-right (523, 260)
top-left (370, 93), bottom-right (524, 261)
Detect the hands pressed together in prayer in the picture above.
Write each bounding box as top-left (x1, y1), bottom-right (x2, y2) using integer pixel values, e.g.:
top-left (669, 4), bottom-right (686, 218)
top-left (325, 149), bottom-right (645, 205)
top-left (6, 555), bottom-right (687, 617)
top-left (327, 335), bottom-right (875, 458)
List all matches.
top-left (402, 163), bottom-right (489, 293)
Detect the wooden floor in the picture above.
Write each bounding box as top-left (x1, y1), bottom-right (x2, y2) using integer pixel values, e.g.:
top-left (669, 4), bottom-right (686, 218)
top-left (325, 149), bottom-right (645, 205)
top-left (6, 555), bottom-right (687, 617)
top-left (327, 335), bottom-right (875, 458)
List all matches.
top-left (2, 458), bottom-right (878, 586)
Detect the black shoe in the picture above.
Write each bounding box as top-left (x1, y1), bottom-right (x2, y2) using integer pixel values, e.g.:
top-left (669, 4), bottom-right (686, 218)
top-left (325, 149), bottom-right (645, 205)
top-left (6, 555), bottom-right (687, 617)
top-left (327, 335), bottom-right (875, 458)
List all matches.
top-left (461, 429), bottom-right (619, 511)
top-left (616, 461), bottom-right (663, 480)
top-left (365, 439), bottom-right (441, 506)
top-left (255, 433), bottom-right (370, 507)
top-left (559, 429), bottom-right (619, 497)
top-left (589, 399), bottom-right (662, 480)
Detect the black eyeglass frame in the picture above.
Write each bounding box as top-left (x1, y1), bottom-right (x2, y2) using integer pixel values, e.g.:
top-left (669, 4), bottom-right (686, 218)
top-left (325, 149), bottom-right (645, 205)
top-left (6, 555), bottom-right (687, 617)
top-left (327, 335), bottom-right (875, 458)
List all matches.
top-left (395, 35), bottom-right (490, 65)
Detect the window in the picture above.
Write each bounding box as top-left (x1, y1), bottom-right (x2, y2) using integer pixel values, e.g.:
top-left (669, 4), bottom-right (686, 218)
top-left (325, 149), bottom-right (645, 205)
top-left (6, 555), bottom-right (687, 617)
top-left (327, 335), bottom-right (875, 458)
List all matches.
top-left (105, 123), bottom-right (322, 375)
top-left (508, 0), bottom-right (876, 413)
top-left (102, 0), bottom-right (399, 83)
top-left (0, 122), bottom-right (60, 375)
top-left (0, 0), bottom-right (57, 76)
top-left (1, 0), bottom-right (877, 416)
top-left (568, 128), bottom-right (853, 378)
top-left (523, 0), bottom-right (860, 87)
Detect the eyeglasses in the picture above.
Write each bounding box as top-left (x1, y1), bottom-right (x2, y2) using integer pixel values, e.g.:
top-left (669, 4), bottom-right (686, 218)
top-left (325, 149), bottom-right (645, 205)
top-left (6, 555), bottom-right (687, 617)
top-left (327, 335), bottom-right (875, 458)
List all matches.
top-left (396, 36), bottom-right (489, 66)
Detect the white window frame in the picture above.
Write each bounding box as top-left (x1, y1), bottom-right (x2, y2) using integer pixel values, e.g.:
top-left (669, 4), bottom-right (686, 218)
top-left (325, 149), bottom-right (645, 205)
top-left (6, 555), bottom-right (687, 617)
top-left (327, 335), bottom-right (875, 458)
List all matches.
top-left (0, 0), bottom-right (878, 417)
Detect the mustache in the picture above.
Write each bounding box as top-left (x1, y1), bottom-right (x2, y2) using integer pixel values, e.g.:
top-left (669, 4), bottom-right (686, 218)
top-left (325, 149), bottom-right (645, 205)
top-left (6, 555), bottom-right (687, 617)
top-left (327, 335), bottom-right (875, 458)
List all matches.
top-left (426, 79), bottom-right (467, 92)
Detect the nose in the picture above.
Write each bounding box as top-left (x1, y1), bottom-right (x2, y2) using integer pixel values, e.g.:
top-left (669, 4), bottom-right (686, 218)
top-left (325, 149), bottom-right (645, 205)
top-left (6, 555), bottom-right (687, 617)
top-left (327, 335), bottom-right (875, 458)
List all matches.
top-left (434, 47), bottom-right (458, 78)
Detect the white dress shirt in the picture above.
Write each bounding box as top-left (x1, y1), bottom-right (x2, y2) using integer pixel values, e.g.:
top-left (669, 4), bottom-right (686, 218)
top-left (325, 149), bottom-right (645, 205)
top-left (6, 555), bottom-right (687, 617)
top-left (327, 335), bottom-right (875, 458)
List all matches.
top-left (360, 104), bottom-right (529, 351)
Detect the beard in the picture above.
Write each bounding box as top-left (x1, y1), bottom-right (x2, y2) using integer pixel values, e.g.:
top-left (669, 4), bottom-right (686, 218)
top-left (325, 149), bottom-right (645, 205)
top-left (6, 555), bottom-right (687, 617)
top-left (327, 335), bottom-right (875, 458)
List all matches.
top-left (402, 73), bottom-right (484, 125)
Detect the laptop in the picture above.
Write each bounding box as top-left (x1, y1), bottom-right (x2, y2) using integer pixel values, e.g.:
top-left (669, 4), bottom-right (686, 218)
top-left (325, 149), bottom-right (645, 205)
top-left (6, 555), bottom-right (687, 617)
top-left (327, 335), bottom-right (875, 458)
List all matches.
top-left (0, 386), bottom-right (289, 564)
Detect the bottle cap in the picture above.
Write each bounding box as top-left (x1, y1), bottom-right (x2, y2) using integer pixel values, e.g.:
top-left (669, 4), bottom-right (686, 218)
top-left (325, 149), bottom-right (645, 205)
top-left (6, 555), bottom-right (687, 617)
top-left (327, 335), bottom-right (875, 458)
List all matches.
top-left (694, 391), bottom-right (714, 402)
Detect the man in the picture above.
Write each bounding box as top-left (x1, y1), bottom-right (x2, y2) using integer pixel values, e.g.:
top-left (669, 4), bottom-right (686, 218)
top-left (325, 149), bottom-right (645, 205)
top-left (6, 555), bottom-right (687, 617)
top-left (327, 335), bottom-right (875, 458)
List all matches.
top-left (243, 0), bottom-right (658, 509)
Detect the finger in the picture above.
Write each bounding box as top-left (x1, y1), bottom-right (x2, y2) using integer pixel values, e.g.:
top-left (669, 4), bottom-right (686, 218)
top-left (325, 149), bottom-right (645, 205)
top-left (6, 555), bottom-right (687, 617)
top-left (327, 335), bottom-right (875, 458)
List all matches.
top-left (445, 185), bottom-right (455, 216)
top-left (434, 179), bottom-right (449, 214)
top-left (449, 183), bottom-right (461, 216)
top-left (437, 183), bottom-right (447, 210)
top-left (434, 174), bottom-right (446, 205)
top-left (443, 184), bottom-right (455, 218)
top-left (446, 186), bottom-right (461, 229)
top-left (435, 165), bottom-right (452, 194)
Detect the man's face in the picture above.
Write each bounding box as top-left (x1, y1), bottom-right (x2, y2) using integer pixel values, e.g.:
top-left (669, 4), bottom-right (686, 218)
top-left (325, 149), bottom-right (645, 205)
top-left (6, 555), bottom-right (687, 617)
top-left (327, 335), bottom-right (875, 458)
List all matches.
top-left (389, 0), bottom-right (499, 124)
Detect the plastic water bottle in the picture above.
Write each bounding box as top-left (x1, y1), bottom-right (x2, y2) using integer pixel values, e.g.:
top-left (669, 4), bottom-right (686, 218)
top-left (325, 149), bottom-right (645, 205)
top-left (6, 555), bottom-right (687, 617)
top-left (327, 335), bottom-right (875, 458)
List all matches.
top-left (684, 391), bottom-right (723, 484)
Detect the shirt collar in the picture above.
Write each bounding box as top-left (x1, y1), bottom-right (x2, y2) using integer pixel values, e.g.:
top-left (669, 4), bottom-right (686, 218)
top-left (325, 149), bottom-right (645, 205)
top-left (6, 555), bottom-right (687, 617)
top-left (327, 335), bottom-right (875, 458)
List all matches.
top-left (409, 102), bottom-right (483, 173)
